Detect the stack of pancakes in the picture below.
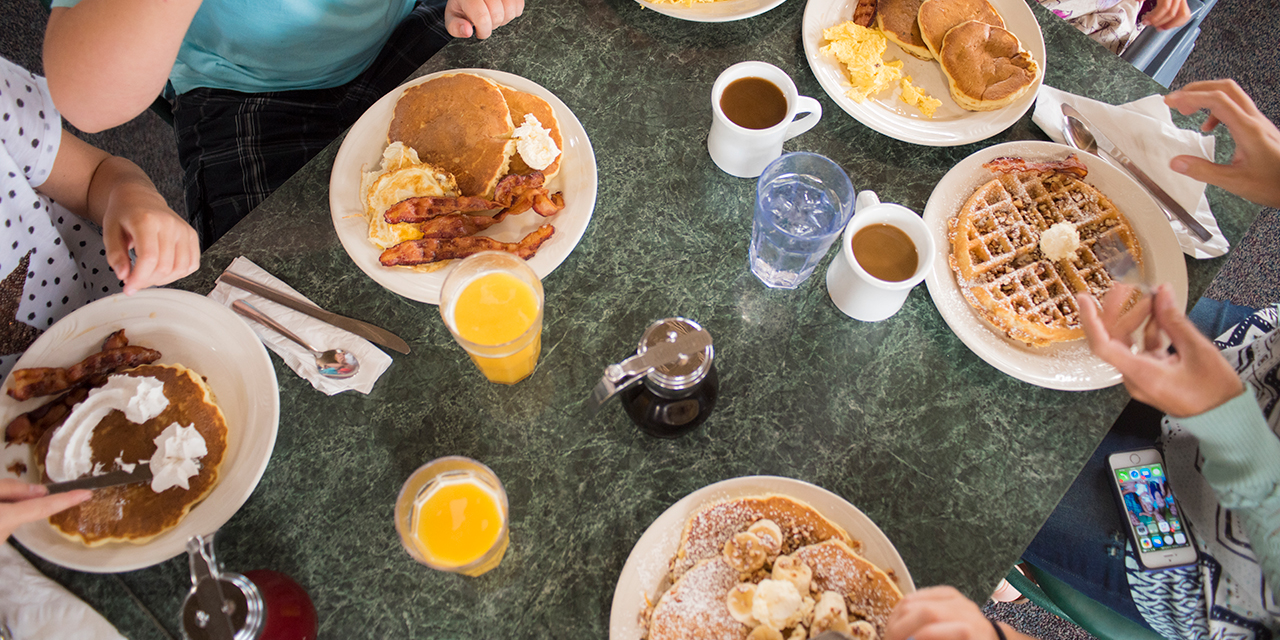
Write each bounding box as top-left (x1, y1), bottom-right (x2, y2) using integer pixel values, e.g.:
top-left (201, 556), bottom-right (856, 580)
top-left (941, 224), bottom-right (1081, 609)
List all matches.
top-left (872, 0), bottom-right (1038, 111)
top-left (37, 364), bottom-right (229, 546)
top-left (647, 495), bottom-right (904, 640)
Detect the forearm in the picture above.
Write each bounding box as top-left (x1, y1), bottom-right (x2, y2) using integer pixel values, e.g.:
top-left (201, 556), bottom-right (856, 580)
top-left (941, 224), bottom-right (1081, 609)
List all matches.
top-left (84, 156), bottom-right (167, 228)
top-left (43, 0), bottom-right (202, 132)
top-left (1179, 389), bottom-right (1280, 589)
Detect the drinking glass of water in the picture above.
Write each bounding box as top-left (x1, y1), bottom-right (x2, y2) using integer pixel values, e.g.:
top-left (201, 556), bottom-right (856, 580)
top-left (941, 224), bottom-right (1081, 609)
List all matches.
top-left (749, 152), bottom-right (856, 289)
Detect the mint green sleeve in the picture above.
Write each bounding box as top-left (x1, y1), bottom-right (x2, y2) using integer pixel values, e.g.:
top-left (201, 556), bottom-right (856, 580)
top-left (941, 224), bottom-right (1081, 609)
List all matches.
top-left (1179, 388), bottom-right (1280, 592)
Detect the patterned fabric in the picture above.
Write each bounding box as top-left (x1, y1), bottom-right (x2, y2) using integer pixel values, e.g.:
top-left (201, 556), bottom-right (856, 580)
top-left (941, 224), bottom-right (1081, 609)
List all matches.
top-left (1037, 0), bottom-right (1148, 54)
top-left (1127, 306), bottom-right (1280, 640)
top-left (171, 0), bottom-right (451, 249)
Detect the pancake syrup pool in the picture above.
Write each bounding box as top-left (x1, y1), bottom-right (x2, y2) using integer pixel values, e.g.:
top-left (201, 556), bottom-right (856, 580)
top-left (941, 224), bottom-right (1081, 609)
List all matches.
top-left (588, 318), bottom-right (718, 438)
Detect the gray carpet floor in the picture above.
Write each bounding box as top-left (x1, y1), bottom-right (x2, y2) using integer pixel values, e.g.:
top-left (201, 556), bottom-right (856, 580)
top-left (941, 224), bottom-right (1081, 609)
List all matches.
top-left (2, 1), bottom-right (1276, 639)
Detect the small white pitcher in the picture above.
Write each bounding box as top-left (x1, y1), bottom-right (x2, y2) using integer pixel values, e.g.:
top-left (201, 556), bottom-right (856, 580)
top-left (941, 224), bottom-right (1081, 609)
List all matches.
top-left (825, 191), bottom-right (936, 321)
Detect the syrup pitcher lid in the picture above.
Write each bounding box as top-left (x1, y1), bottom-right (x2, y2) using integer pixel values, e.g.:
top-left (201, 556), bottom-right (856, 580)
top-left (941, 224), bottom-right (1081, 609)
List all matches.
top-left (587, 318), bottom-right (714, 414)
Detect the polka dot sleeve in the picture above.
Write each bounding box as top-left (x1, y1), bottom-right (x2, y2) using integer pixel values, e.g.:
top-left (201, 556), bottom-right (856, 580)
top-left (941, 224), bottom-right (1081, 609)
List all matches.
top-left (0, 57), bottom-right (60, 190)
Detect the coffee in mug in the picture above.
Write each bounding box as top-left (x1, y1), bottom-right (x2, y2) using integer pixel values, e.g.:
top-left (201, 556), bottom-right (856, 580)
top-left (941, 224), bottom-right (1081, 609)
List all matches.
top-left (851, 223), bottom-right (918, 282)
top-left (720, 77), bottom-right (788, 130)
top-left (707, 61), bottom-right (823, 178)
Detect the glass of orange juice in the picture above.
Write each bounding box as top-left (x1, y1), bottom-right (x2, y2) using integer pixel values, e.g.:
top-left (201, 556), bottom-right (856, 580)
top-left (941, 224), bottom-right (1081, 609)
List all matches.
top-left (439, 251), bottom-right (544, 384)
top-left (394, 456), bottom-right (510, 576)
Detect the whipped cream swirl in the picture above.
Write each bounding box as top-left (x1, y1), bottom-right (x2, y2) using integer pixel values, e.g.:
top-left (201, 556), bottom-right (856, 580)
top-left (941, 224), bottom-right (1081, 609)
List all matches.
top-left (512, 114), bottom-right (560, 171)
top-left (44, 375), bottom-right (168, 482)
top-left (149, 423), bottom-right (207, 493)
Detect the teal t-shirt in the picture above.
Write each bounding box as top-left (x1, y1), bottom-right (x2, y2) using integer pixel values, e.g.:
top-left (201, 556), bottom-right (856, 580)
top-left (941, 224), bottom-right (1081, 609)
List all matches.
top-left (51, 0), bottom-right (417, 95)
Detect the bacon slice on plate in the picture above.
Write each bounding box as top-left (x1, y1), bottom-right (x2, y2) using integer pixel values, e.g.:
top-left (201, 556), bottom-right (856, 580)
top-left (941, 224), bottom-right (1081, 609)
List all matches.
top-left (418, 212), bottom-right (511, 239)
top-left (6, 346), bottom-right (161, 401)
top-left (383, 196), bottom-right (501, 224)
top-left (383, 171), bottom-right (563, 224)
top-left (379, 225), bottom-right (556, 266)
top-left (5, 383), bottom-right (96, 446)
top-left (984, 155), bottom-right (1089, 179)
top-left (852, 0), bottom-right (877, 26)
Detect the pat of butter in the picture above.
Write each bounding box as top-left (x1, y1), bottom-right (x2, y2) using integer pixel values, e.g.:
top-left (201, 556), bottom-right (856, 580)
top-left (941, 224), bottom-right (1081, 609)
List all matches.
top-left (512, 114), bottom-right (560, 172)
top-left (1040, 222), bottom-right (1081, 261)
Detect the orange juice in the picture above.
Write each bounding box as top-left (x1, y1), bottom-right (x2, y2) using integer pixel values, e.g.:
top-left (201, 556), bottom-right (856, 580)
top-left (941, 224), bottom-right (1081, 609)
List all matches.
top-left (449, 271), bottom-right (542, 384)
top-left (410, 476), bottom-right (509, 575)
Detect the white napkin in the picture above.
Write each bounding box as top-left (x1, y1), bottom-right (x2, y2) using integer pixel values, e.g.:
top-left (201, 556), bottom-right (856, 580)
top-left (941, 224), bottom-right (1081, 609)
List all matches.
top-left (208, 257), bottom-right (392, 395)
top-left (0, 542), bottom-right (125, 640)
top-left (1032, 84), bottom-right (1229, 259)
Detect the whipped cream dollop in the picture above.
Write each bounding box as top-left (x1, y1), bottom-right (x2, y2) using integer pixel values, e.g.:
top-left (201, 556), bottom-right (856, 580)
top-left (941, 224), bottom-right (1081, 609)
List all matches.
top-left (1040, 222), bottom-right (1081, 262)
top-left (44, 375), bottom-right (169, 482)
top-left (512, 114), bottom-right (560, 171)
top-left (751, 578), bottom-right (804, 629)
top-left (149, 423), bottom-right (207, 493)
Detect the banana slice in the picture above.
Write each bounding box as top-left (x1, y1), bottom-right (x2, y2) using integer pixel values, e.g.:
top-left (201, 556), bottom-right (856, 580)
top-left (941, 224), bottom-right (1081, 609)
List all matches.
top-left (747, 626), bottom-right (785, 640)
top-left (725, 582), bottom-right (759, 626)
top-left (810, 591), bottom-right (851, 637)
top-left (723, 532), bottom-right (769, 573)
top-left (848, 620), bottom-right (878, 640)
top-left (771, 554), bottom-right (813, 595)
top-left (787, 625), bottom-right (808, 640)
top-left (747, 519), bottom-right (784, 555)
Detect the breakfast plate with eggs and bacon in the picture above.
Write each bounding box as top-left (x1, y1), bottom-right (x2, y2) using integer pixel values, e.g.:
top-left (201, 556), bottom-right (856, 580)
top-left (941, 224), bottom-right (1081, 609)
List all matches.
top-left (0, 290), bottom-right (279, 572)
top-left (801, 0), bottom-right (1045, 146)
top-left (633, 0), bottom-right (789, 23)
top-left (329, 69), bottom-right (599, 305)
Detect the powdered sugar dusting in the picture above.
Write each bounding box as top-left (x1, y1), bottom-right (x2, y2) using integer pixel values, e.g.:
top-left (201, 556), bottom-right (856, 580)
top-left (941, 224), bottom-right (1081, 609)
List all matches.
top-left (648, 558), bottom-right (749, 640)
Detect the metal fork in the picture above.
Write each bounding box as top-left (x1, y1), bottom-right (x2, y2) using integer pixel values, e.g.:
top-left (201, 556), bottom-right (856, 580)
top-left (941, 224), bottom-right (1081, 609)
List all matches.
top-left (1091, 233), bottom-right (1150, 296)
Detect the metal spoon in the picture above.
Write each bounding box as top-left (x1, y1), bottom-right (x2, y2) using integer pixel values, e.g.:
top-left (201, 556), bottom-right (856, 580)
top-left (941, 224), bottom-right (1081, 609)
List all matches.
top-left (232, 300), bottom-right (360, 379)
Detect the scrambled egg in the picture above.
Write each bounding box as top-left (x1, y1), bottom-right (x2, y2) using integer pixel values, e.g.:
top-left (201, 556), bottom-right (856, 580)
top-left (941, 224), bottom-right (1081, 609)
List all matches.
top-left (822, 22), bottom-right (940, 118)
top-left (360, 142), bottom-right (458, 250)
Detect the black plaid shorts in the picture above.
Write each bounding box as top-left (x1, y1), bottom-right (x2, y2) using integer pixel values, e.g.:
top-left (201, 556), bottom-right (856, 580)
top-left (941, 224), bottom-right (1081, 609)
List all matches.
top-left (171, 0), bottom-right (451, 249)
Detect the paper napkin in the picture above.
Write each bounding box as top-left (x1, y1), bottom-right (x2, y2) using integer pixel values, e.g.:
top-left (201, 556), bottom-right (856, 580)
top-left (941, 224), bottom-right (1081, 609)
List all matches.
top-left (0, 542), bottom-right (125, 640)
top-left (208, 257), bottom-right (392, 395)
top-left (1033, 84), bottom-right (1229, 259)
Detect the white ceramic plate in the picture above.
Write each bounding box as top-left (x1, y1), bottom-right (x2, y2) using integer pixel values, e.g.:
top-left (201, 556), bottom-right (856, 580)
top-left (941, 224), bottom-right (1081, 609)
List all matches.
top-left (922, 141), bottom-right (1189, 390)
top-left (2, 289), bottom-right (280, 573)
top-left (634, 0), bottom-right (789, 22)
top-left (329, 69), bottom-right (598, 305)
top-left (801, 0), bottom-right (1046, 146)
top-left (608, 476), bottom-right (915, 639)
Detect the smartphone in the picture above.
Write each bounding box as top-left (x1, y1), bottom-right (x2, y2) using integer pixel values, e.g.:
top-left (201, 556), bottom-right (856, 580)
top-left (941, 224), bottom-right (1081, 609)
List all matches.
top-left (1107, 448), bottom-right (1199, 570)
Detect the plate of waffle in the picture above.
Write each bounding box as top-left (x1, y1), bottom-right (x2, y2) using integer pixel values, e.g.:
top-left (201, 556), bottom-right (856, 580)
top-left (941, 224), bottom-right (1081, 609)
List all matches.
top-left (0, 289), bottom-right (279, 572)
top-left (329, 68), bottom-right (598, 305)
top-left (633, 0), bottom-right (790, 22)
top-left (923, 140), bottom-right (1188, 390)
top-left (609, 476), bottom-right (914, 640)
top-left (802, 0), bottom-right (1045, 146)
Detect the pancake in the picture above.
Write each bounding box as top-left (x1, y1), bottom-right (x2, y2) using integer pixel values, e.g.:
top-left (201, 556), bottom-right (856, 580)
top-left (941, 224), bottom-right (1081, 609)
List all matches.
top-left (648, 558), bottom-right (749, 640)
top-left (937, 20), bottom-right (1039, 111)
top-left (388, 73), bottom-right (517, 198)
top-left (38, 364), bottom-right (228, 546)
top-left (875, 0), bottom-right (932, 60)
top-left (670, 494), bottom-right (854, 581)
top-left (791, 540), bottom-right (904, 638)
top-left (500, 87), bottom-right (563, 181)
top-left (917, 0), bottom-right (1005, 59)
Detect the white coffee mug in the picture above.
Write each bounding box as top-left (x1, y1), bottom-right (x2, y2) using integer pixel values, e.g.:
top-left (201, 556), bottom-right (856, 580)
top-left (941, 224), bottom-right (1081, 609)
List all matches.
top-left (707, 61), bottom-right (822, 178)
top-left (825, 191), bottom-right (936, 322)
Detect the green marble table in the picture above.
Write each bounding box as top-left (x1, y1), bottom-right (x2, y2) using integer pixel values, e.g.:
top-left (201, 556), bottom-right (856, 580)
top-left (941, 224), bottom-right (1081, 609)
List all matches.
top-left (20, 0), bottom-right (1260, 636)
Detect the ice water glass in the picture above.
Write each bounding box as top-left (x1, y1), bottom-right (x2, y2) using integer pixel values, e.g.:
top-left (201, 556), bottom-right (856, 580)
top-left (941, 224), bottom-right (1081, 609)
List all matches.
top-left (749, 152), bottom-right (856, 289)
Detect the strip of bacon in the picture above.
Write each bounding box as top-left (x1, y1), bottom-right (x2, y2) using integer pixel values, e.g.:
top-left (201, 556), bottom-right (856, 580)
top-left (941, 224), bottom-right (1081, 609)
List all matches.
top-left (852, 0), bottom-right (877, 26)
top-left (383, 196), bottom-right (501, 224)
top-left (5, 384), bottom-right (95, 446)
top-left (417, 212), bottom-right (511, 239)
top-left (6, 346), bottom-right (161, 401)
top-left (102, 329), bottom-right (129, 350)
top-left (984, 155), bottom-right (1089, 179)
top-left (493, 171), bottom-right (545, 205)
top-left (379, 225), bottom-right (556, 266)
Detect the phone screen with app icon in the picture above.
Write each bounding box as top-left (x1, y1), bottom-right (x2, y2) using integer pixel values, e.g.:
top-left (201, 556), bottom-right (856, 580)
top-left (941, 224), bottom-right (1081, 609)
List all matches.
top-left (1114, 462), bottom-right (1192, 551)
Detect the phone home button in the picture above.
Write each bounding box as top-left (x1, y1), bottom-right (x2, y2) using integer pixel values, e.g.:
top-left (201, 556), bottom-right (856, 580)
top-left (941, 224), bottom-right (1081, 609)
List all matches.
top-left (1130, 454), bottom-right (1142, 464)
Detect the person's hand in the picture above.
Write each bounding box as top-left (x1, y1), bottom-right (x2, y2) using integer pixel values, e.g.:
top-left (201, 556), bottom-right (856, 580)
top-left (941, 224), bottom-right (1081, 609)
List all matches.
top-left (444, 0), bottom-right (525, 39)
top-left (1164, 79), bottom-right (1280, 208)
top-left (1079, 283), bottom-right (1243, 417)
top-left (0, 479), bottom-right (91, 540)
top-left (100, 178), bottom-right (200, 295)
top-left (885, 586), bottom-right (1030, 640)
top-left (1142, 0), bottom-right (1191, 30)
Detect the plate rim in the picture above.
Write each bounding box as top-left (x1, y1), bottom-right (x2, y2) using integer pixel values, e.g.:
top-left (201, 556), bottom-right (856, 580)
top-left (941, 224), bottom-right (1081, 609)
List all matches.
top-left (608, 475), bottom-right (916, 640)
top-left (4, 289), bottom-right (280, 572)
top-left (800, 0), bottom-right (1046, 146)
top-left (634, 0), bottom-right (790, 22)
top-left (328, 68), bottom-right (599, 305)
top-left (921, 140), bottom-right (1189, 390)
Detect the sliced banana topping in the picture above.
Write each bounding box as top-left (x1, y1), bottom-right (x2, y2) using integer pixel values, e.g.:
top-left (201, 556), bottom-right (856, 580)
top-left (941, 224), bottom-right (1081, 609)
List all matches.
top-left (752, 579), bottom-right (804, 630)
top-left (723, 531), bottom-right (769, 573)
top-left (725, 582), bottom-right (759, 626)
top-left (747, 518), bottom-right (784, 555)
top-left (848, 619), bottom-right (878, 640)
top-left (787, 625), bottom-right (808, 640)
top-left (771, 554), bottom-right (813, 596)
top-left (747, 626), bottom-right (785, 640)
top-left (809, 591), bottom-right (851, 637)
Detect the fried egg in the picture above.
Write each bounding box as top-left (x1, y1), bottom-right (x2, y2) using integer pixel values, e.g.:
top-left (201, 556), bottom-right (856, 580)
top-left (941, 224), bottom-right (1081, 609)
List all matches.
top-left (361, 142), bottom-right (459, 249)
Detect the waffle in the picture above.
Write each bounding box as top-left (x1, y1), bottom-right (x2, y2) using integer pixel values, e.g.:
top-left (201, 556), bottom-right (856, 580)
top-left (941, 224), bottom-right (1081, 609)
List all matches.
top-left (947, 158), bottom-right (1141, 346)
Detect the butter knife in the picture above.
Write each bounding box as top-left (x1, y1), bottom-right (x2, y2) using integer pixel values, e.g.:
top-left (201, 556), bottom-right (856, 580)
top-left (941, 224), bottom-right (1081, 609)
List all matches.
top-left (45, 466), bottom-right (154, 494)
top-left (1061, 104), bottom-right (1213, 242)
top-left (218, 271), bottom-right (410, 354)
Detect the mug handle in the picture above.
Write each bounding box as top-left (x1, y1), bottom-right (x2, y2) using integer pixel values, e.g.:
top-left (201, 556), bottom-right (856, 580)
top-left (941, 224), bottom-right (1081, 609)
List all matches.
top-left (783, 96), bottom-right (823, 141)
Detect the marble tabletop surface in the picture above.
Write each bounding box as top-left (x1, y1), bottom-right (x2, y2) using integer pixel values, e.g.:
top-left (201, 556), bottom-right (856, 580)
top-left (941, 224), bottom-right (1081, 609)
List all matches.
top-left (18, 0), bottom-right (1260, 636)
